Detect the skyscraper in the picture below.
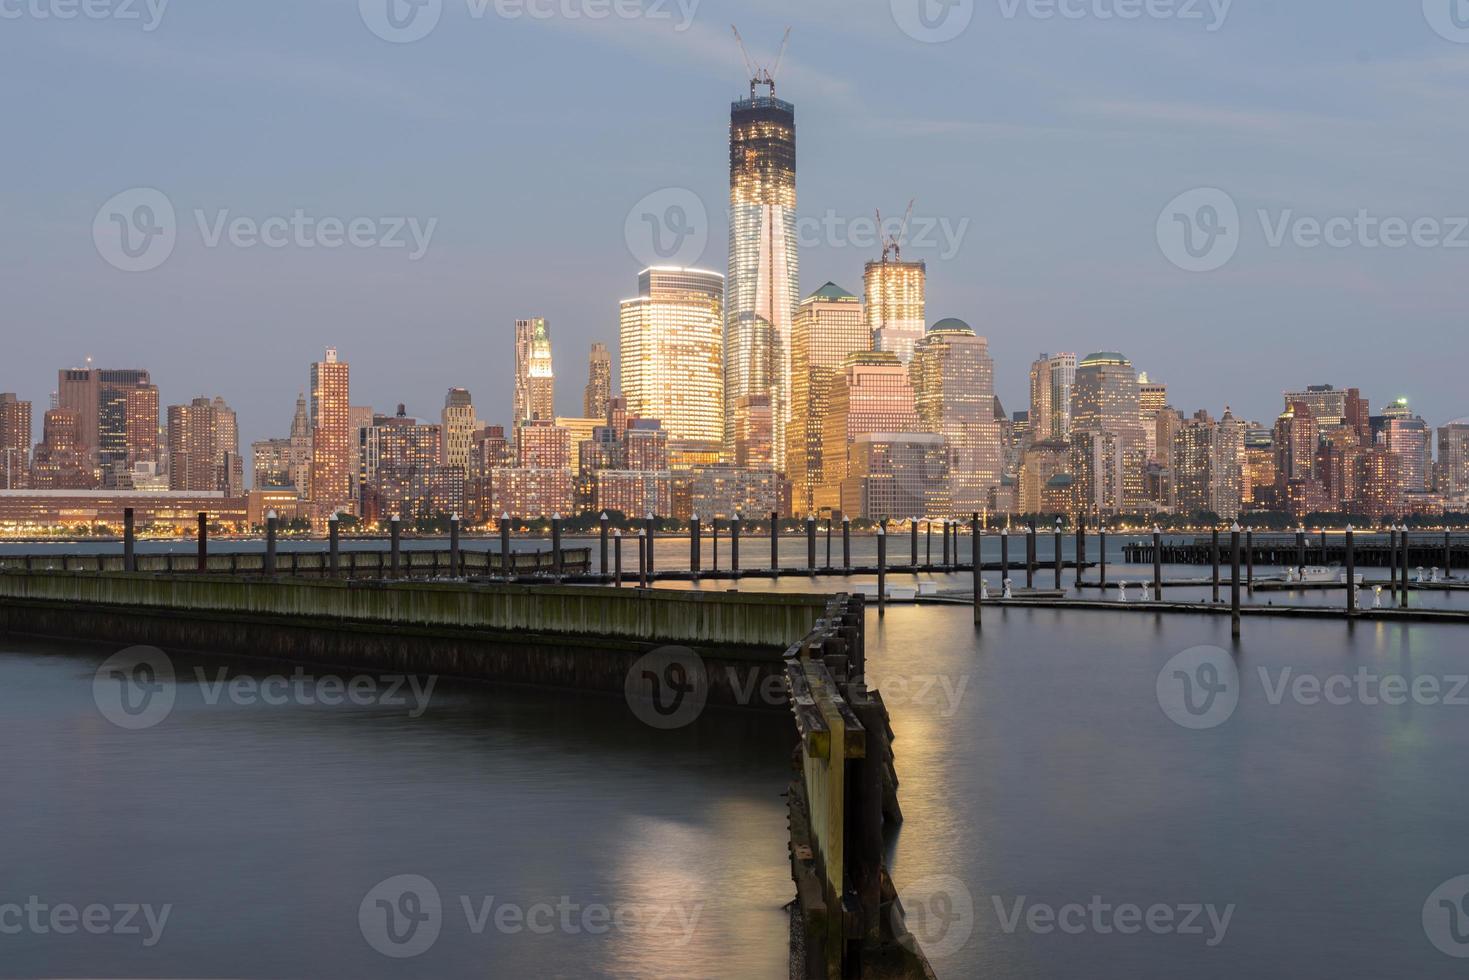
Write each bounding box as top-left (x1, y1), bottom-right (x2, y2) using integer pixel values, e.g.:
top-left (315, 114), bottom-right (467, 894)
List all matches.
top-left (910, 319), bottom-right (1003, 516)
top-left (310, 347), bottom-right (354, 515)
top-left (787, 282), bottom-right (867, 515)
top-left (514, 318), bottom-right (556, 428)
top-left (441, 388), bottom-right (477, 472)
top-left (0, 394), bottom-right (32, 489)
top-left (865, 258), bottom-right (926, 365)
top-left (619, 267), bottom-right (725, 456)
top-left (816, 351), bottom-right (920, 516)
top-left (167, 396), bottom-right (240, 493)
top-left (1029, 353), bottom-right (1076, 444)
top-left (1438, 421), bottom-right (1469, 502)
top-left (1071, 352), bottom-right (1147, 511)
top-left (584, 342), bottom-right (612, 421)
top-left (1138, 374), bottom-right (1168, 461)
top-left (725, 76), bottom-right (798, 471)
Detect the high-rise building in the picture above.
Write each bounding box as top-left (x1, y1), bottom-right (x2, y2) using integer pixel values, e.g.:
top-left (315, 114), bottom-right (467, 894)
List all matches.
top-left (359, 407), bottom-right (446, 520)
top-left (816, 351), bottom-right (920, 516)
top-left (1028, 353), bottom-right (1076, 444)
top-left (864, 258), bottom-right (926, 365)
top-left (310, 347), bottom-right (354, 515)
top-left (787, 282), bottom-right (867, 515)
top-left (1283, 385), bottom-right (1349, 428)
top-left (725, 80), bottom-right (798, 471)
top-left (96, 370), bottom-right (155, 471)
top-left (1438, 421), bottom-right (1469, 502)
top-left (1071, 352), bottom-right (1147, 510)
top-left (841, 432), bottom-right (950, 520)
top-left (0, 394), bottom-right (32, 489)
top-left (513, 318), bottom-right (556, 428)
top-left (1138, 374), bottom-right (1168, 461)
top-left (1274, 401), bottom-right (1318, 483)
top-left (1384, 407), bottom-right (1430, 494)
top-left (619, 267), bottom-right (725, 456)
top-left (910, 319), bottom-right (1002, 515)
top-left (55, 368), bottom-right (101, 462)
top-left (30, 409), bottom-right (96, 490)
top-left (441, 388), bottom-right (477, 472)
top-left (584, 343), bottom-right (612, 421)
top-left (1018, 441), bottom-right (1070, 515)
top-left (167, 397), bottom-right (240, 493)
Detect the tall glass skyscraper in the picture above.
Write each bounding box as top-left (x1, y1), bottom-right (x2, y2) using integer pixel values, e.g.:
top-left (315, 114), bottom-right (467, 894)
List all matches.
top-left (514, 318), bottom-right (555, 428)
top-left (726, 85), bottom-right (798, 472)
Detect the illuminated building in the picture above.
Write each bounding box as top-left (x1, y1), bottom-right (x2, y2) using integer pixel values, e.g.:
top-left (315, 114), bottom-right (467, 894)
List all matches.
top-left (1138, 373), bottom-right (1167, 461)
top-left (516, 421), bottom-right (572, 470)
top-left (1072, 352), bottom-right (1147, 510)
top-left (1028, 353), bottom-right (1076, 444)
top-left (167, 397), bottom-right (241, 494)
top-left (1273, 402), bottom-right (1318, 483)
top-left (726, 83), bottom-right (798, 470)
top-left (358, 407), bottom-right (445, 519)
top-left (55, 368), bottom-right (100, 462)
top-left (787, 282), bottom-right (866, 515)
top-left (1019, 440), bottom-right (1070, 514)
top-left (29, 409), bottom-right (92, 490)
top-left (490, 467), bottom-right (574, 519)
top-left (594, 470), bottom-right (672, 517)
top-left (1068, 428), bottom-right (1125, 516)
top-left (0, 393), bottom-right (32, 489)
top-left (584, 343), bottom-right (612, 421)
top-left (1242, 428), bottom-right (1277, 510)
top-left (310, 347), bottom-right (354, 515)
top-left (841, 432), bottom-right (949, 520)
top-left (0, 490), bottom-right (247, 533)
top-left (441, 388), bottom-right (477, 471)
top-left (690, 465), bottom-right (784, 520)
top-left (910, 319), bottom-right (1002, 515)
top-left (97, 370), bottom-right (155, 472)
top-left (864, 258), bottom-right (926, 365)
top-left (1355, 448), bottom-right (1403, 519)
top-left (555, 416), bottom-right (602, 478)
top-left (1438, 421), bottom-right (1469, 503)
top-left (815, 351), bottom-right (920, 516)
top-left (732, 394), bottom-right (773, 470)
top-left (619, 267), bottom-right (725, 456)
top-left (514, 318), bottom-right (556, 427)
top-left (1382, 403), bottom-right (1429, 493)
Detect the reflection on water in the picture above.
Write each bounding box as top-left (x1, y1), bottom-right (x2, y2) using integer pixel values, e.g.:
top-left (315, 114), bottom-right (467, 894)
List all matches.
top-left (0, 640), bottom-right (792, 979)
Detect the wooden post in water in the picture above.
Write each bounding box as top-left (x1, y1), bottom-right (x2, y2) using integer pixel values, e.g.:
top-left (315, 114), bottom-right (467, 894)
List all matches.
top-left (449, 513), bottom-right (461, 577)
top-left (599, 512), bottom-right (610, 582)
top-left (551, 514), bottom-right (563, 582)
top-left (1296, 525), bottom-right (1306, 578)
top-left (613, 529), bottom-right (623, 588)
top-left (910, 519), bottom-right (919, 570)
top-left (1400, 525), bottom-right (1410, 609)
top-left (123, 507), bottom-right (136, 572)
top-left (638, 527), bottom-right (648, 588)
top-left (1075, 513), bottom-right (1086, 586)
top-left (770, 510), bottom-right (780, 573)
top-left (943, 518), bottom-right (952, 569)
top-left (645, 513), bottom-right (656, 579)
top-left (731, 513), bottom-right (741, 579)
top-left (264, 511), bottom-right (277, 576)
top-left (842, 515), bottom-right (851, 572)
top-left (1152, 525), bottom-right (1163, 602)
top-left (328, 513), bottom-right (340, 578)
top-left (876, 522), bottom-right (887, 616)
top-left (925, 519), bottom-right (932, 569)
top-left (1098, 518), bottom-right (1107, 588)
top-left (825, 520), bottom-right (832, 572)
top-left (1230, 524), bottom-right (1242, 638)
top-left (196, 512), bottom-right (208, 572)
top-left (1211, 527), bottom-right (1221, 603)
top-left (390, 515), bottom-right (402, 578)
top-left (1246, 527), bottom-right (1255, 590)
top-left (972, 513), bottom-right (982, 628)
top-left (691, 514), bottom-right (702, 581)
top-left (808, 514), bottom-right (818, 577)
top-left (500, 513), bottom-right (512, 580)
top-left (1346, 525), bottom-right (1356, 617)
top-left (711, 517), bottom-right (719, 572)
top-left (1388, 526), bottom-right (1398, 598)
top-left (1026, 523), bottom-right (1036, 589)
top-left (1000, 527), bottom-right (1010, 586)
top-left (1053, 518), bottom-right (1063, 590)
top-left (1445, 529), bottom-right (1453, 581)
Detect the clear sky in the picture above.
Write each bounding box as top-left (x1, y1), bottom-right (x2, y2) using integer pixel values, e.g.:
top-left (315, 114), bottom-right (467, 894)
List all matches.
top-left (2, 0), bottom-right (1465, 457)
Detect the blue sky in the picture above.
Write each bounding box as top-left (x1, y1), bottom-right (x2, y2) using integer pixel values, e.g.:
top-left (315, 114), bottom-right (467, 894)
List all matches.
top-left (2, 0), bottom-right (1466, 456)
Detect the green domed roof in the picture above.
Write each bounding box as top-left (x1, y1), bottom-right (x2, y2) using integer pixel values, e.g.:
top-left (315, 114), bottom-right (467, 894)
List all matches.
top-left (930, 317), bottom-right (974, 334)
top-left (1080, 351), bottom-right (1131, 367)
top-left (808, 281), bottom-right (858, 301)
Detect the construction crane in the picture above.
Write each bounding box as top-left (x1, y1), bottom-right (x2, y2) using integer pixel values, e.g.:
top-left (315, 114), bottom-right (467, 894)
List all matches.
top-left (877, 199), bottom-right (916, 262)
top-left (732, 25), bottom-right (791, 99)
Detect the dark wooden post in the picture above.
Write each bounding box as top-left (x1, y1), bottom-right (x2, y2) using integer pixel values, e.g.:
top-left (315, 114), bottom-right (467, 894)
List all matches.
top-left (1230, 524), bottom-right (1242, 638)
top-left (1075, 512), bottom-right (1086, 585)
top-left (500, 513), bottom-right (513, 580)
top-left (196, 512), bottom-right (208, 572)
top-left (711, 516), bottom-right (719, 572)
top-left (1400, 525), bottom-right (1410, 609)
top-left (1246, 527), bottom-right (1255, 589)
top-left (1388, 526), bottom-right (1398, 598)
top-left (1346, 525), bottom-right (1356, 617)
top-left (329, 514), bottom-right (341, 577)
top-left (123, 507), bottom-right (136, 572)
top-left (1098, 518), bottom-right (1107, 588)
top-left (925, 519), bottom-right (932, 569)
top-left (264, 511), bottom-right (278, 576)
top-left (841, 515), bottom-right (851, 572)
top-left (551, 514), bottom-right (563, 581)
top-left (770, 510), bottom-right (779, 573)
top-left (449, 513), bottom-right (461, 577)
top-left (910, 519), bottom-right (919, 570)
top-left (1053, 518), bottom-right (1063, 590)
top-left (808, 514), bottom-right (818, 576)
top-left (825, 520), bottom-right (832, 572)
top-left (1001, 527), bottom-right (1010, 586)
top-left (1446, 529), bottom-right (1453, 581)
top-left (731, 513), bottom-right (741, 579)
top-left (876, 522), bottom-right (887, 616)
top-left (1026, 523), bottom-right (1036, 589)
top-left (599, 512), bottom-right (610, 582)
top-left (613, 529), bottom-right (623, 587)
top-left (1296, 525), bottom-right (1306, 577)
top-left (644, 513), bottom-right (656, 579)
top-left (972, 514), bottom-right (982, 627)
top-left (1211, 527), bottom-right (1221, 603)
top-left (941, 519), bottom-right (950, 569)
top-left (691, 514), bottom-right (702, 581)
top-left (638, 527), bottom-right (648, 588)
top-left (1152, 525), bottom-right (1163, 602)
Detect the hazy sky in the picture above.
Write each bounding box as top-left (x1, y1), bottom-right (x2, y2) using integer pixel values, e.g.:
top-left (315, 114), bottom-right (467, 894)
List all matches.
top-left (3, 0), bottom-right (1466, 459)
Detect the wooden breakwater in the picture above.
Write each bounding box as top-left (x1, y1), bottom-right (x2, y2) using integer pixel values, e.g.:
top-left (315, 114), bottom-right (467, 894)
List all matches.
top-left (0, 547), bottom-right (591, 579)
top-left (1126, 534), bottom-right (1466, 570)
